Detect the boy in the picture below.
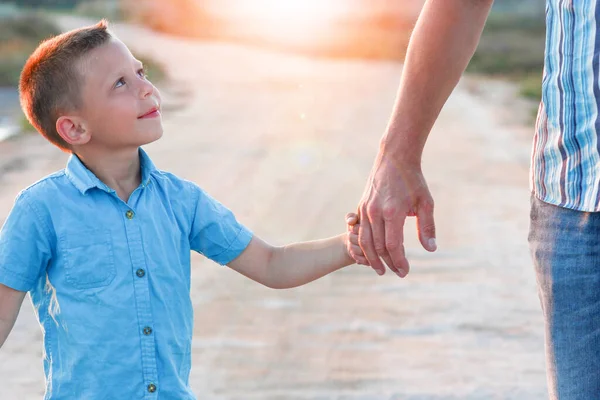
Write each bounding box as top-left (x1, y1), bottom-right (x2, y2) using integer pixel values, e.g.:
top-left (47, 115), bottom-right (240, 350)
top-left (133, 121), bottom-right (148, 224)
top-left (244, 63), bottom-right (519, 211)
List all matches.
top-left (0, 21), bottom-right (367, 399)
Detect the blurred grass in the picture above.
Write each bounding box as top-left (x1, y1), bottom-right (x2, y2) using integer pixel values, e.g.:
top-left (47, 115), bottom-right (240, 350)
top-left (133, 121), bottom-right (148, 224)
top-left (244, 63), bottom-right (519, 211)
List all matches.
top-left (0, 10), bottom-right (62, 86)
top-left (72, 0), bottom-right (122, 21)
top-left (0, 4), bottom-right (166, 88)
top-left (137, 55), bottom-right (166, 84)
top-left (4, 1), bottom-right (545, 103)
top-left (0, 2), bottom-right (167, 136)
top-left (468, 15), bottom-right (545, 102)
top-left (519, 72), bottom-right (544, 100)
top-left (19, 113), bottom-right (34, 134)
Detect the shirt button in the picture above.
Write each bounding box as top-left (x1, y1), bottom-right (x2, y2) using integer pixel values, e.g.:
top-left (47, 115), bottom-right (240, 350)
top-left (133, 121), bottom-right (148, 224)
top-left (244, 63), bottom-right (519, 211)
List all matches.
top-left (125, 210), bottom-right (134, 219)
top-left (136, 269), bottom-right (145, 278)
top-left (147, 383), bottom-right (156, 393)
top-left (143, 326), bottom-right (153, 335)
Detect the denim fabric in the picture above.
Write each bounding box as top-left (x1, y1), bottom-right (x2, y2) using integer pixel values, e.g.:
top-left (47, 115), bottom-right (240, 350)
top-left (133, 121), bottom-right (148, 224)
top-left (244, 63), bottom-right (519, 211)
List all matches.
top-left (0, 148), bottom-right (253, 399)
top-left (529, 194), bottom-right (600, 399)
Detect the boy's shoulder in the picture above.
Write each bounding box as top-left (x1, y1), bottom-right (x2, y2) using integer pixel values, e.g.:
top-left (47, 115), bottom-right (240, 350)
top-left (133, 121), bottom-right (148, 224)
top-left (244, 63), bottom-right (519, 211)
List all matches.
top-left (15, 166), bottom-right (206, 205)
top-left (150, 170), bottom-right (218, 206)
top-left (150, 168), bottom-right (200, 192)
top-left (16, 169), bottom-right (69, 202)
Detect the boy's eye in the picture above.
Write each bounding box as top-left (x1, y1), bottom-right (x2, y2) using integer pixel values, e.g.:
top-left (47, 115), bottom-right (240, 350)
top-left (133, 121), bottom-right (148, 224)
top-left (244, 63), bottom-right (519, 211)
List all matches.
top-left (114, 69), bottom-right (146, 89)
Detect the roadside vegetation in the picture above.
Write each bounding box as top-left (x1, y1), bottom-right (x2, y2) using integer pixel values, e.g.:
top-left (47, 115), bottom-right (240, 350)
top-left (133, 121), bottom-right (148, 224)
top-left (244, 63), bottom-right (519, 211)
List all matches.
top-left (0, 1), bottom-right (166, 134)
top-left (468, 15), bottom-right (545, 102)
top-left (1, 0), bottom-right (544, 131)
top-left (0, 5), bottom-right (61, 87)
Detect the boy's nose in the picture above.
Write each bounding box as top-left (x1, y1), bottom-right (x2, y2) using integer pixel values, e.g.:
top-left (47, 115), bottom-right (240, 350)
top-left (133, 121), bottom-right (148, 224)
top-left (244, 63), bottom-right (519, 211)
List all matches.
top-left (139, 80), bottom-right (154, 99)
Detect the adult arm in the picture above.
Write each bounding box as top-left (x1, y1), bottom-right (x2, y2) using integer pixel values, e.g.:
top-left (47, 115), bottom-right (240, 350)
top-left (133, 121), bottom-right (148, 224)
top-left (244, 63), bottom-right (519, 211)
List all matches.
top-left (358, 0), bottom-right (494, 277)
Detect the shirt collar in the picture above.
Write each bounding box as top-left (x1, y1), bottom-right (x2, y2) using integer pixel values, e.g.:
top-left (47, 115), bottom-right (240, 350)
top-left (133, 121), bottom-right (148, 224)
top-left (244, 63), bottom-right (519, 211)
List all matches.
top-left (65, 148), bottom-right (158, 195)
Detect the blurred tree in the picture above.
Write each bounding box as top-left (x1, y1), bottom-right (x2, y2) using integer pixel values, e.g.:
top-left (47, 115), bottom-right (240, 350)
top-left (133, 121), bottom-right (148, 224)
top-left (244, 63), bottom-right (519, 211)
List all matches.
top-left (13, 0), bottom-right (82, 8)
top-left (0, 10), bottom-right (61, 86)
top-left (491, 0), bottom-right (544, 17)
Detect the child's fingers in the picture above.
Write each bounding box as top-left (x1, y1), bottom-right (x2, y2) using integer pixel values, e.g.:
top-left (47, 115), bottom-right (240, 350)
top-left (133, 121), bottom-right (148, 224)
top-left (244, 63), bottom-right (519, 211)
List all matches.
top-left (352, 254), bottom-right (370, 266)
top-left (351, 244), bottom-right (365, 257)
top-left (347, 223), bottom-right (360, 233)
top-left (348, 232), bottom-right (359, 246)
top-left (348, 242), bottom-right (370, 266)
top-left (345, 212), bottom-right (359, 226)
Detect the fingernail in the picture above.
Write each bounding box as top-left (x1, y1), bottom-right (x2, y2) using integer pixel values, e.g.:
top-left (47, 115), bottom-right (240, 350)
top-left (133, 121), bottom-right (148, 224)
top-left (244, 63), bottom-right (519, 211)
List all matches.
top-left (428, 238), bottom-right (437, 251)
top-left (346, 217), bottom-right (353, 224)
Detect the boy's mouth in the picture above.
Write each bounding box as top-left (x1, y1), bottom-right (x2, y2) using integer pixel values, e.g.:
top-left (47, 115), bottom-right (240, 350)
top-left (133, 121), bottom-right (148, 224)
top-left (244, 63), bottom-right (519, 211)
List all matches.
top-left (138, 106), bottom-right (160, 119)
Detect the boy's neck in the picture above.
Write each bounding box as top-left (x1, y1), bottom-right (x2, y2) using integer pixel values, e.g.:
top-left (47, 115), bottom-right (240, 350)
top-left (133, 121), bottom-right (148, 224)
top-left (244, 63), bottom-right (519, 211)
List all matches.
top-left (75, 147), bottom-right (142, 202)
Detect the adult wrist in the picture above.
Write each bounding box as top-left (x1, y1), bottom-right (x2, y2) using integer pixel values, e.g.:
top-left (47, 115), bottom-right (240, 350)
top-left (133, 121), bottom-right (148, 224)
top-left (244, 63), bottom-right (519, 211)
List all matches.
top-left (379, 134), bottom-right (423, 168)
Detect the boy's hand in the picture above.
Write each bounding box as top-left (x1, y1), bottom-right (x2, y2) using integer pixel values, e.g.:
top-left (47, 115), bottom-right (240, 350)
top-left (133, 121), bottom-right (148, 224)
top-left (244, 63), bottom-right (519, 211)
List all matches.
top-left (345, 212), bottom-right (370, 267)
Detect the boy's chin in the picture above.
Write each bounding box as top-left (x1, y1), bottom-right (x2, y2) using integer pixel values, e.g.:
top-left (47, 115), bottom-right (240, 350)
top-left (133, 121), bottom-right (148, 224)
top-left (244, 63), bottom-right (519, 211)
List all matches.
top-left (139, 129), bottom-right (164, 146)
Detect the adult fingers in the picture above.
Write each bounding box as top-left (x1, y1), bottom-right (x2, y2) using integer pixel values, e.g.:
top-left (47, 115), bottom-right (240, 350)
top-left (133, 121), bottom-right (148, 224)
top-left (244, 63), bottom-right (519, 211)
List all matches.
top-left (357, 209), bottom-right (387, 275)
top-left (366, 204), bottom-right (401, 276)
top-left (416, 199), bottom-right (437, 252)
top-left (383, 213), bottom-right (410, 277)
top-left (379, 242), bottom-right (402, 278)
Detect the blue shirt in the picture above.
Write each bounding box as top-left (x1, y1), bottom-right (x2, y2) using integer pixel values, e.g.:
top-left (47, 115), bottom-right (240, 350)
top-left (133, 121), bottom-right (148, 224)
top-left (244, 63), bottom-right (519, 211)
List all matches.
top-left (0, 149), bottom-right (253, 399)
top-left (532, 0), bottom-right (600, 211)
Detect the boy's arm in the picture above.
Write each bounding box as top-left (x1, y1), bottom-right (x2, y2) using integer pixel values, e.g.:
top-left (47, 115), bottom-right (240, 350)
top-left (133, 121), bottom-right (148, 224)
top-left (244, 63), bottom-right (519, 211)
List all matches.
top-left (227, 234), bottom-right (354, 289)
top-left (0, 283), bottom-right (26, 349)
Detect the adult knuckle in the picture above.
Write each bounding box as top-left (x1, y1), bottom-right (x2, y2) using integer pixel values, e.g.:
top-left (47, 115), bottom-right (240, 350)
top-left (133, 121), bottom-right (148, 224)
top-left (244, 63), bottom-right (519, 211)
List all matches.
top-left (365, 203), bottom-right (380, 218)
top-left (360, 202), bottom-right (369, 214)
top-left (381, 205), bottom-right (398, 220)
top-left (385, 239), bottom-right (400, 251)
top-left (421, 198), bottom-right (435, 212)
top-left (374, 241), bottom-right (386, 254)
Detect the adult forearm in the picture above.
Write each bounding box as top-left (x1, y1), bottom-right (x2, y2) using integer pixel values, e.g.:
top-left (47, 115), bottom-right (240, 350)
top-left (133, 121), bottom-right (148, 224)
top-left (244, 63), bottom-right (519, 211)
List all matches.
top-left (382, 0), bottom-right (494, 164)
top-left (266, 234), bottom-right (353, 289)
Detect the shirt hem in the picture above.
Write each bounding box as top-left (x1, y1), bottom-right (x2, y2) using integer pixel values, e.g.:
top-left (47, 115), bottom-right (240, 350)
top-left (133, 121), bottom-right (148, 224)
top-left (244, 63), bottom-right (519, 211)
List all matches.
top-left (0, 266), bottom-right (35, 292)
top-left (211, 227), bottom-right (253, 265)
top-left (531, 189), bottom-right (600, 212)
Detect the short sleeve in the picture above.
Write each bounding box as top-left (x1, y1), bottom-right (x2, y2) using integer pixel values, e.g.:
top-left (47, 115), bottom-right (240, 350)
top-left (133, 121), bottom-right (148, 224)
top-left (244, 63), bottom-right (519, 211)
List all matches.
top-left (0, 192), bottom-right (52, 291)
top-left (189, 185), bottom-right (252, 265)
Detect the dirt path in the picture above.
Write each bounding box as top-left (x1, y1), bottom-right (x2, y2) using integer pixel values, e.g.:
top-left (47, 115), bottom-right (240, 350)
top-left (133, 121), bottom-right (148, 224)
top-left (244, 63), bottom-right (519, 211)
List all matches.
top-left (0, 16), bottom-right (546, 399)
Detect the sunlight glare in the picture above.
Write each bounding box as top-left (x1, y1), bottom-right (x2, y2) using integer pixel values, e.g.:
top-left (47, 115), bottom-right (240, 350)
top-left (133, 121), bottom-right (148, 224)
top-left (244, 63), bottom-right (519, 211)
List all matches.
top-left (226, 0), bottom-right (345, 43)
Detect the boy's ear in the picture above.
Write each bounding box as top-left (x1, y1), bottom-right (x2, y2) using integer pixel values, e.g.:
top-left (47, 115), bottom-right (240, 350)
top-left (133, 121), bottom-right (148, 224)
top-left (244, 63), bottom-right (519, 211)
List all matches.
top-left (56, 116), bottom-right (90, 146)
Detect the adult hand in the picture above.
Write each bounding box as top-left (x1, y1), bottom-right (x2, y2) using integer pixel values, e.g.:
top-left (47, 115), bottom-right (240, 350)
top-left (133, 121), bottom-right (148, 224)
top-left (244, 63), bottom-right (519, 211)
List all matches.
top-left (358, 150), bottom-right (437, 278)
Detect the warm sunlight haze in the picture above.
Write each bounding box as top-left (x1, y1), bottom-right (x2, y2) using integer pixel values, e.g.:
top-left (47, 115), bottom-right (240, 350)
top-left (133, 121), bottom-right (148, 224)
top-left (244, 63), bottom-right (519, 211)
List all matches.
top-left (211, 0), bottom-right (347, 44)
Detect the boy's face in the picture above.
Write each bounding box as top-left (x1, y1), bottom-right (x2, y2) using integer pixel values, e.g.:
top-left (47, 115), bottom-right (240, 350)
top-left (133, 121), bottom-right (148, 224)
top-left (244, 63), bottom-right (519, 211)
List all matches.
top-left (75, 37), bottom-right (163, 150)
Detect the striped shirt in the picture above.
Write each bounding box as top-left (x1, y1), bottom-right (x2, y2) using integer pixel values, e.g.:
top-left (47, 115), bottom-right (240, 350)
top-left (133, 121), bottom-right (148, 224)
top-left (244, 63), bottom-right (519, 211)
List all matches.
top-left (532, 0), bottom-right (600, 211)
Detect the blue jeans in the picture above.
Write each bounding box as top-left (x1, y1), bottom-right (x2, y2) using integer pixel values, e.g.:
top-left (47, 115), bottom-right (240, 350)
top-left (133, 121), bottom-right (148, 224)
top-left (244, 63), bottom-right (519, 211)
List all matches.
top-left (529, 195), bottom-right (600, 399)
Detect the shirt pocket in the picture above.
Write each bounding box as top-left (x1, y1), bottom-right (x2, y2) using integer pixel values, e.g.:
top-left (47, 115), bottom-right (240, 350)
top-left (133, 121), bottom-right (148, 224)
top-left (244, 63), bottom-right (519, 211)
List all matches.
top-left (60, 229), bottom-right (117, 289)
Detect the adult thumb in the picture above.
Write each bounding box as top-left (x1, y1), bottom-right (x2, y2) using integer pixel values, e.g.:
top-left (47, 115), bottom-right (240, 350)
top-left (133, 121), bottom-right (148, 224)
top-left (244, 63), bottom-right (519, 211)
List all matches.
top-left (416, 200), bottom-right (436, 252)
